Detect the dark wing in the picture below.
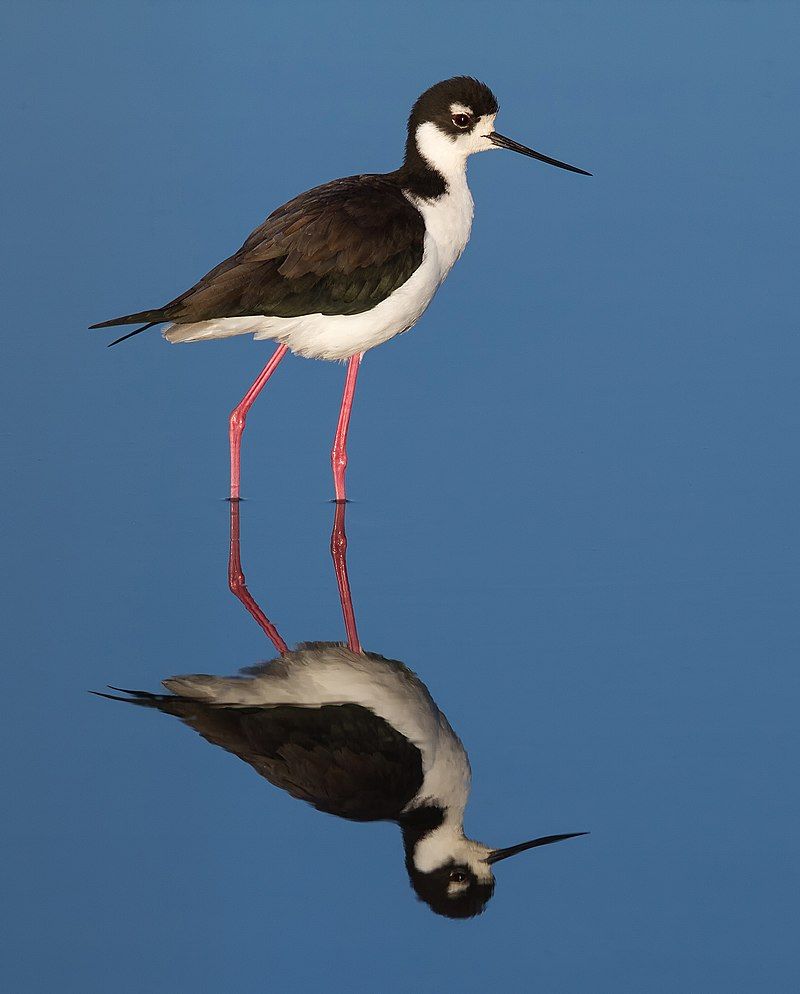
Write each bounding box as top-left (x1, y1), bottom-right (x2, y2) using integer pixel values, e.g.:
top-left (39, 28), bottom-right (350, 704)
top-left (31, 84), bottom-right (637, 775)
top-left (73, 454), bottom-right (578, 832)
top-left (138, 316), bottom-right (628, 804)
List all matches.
top-left (91, 175), bottom-right (425, 329)
top-left (96, 690), bottom-right (424, 823)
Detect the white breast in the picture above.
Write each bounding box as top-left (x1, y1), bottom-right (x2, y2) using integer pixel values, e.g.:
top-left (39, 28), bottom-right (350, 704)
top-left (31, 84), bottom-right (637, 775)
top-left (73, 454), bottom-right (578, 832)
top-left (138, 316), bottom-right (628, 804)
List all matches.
top-left (407, 173), bottom-right (474, 282)
top-left (163, 182), bottom-right (474, 362)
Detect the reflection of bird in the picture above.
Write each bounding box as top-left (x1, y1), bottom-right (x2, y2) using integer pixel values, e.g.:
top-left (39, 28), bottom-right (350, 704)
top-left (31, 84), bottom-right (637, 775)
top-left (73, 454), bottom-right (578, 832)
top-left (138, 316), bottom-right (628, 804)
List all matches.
top-left (97, 647), bottom-right (584, 918)
top-left (90, 77), bottom-right (589, 500)
top-left (96, 504), bottom-right (586, 918)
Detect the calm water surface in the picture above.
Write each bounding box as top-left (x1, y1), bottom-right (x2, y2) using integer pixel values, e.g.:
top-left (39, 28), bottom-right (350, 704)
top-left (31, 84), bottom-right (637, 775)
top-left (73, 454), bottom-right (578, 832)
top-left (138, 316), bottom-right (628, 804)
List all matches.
top-left (2, 2), bottom-right (799, 991)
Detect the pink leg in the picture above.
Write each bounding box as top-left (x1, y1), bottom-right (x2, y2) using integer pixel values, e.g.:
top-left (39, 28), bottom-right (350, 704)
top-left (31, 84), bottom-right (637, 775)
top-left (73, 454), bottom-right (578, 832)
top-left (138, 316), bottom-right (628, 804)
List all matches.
top-left (229, 344), bottom-right (289, 500)
top-left (227, 501), bottom-right (288, 655)
top-left (331, 353), bottom-right (362, 503)
top-left (330, 501), bottom-right (362, 654)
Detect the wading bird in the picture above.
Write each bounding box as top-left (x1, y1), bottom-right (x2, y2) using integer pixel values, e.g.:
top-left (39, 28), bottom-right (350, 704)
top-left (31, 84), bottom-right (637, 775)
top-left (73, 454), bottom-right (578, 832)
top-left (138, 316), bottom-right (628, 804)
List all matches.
top-left (91, 76), bottom-right (589, 500)
top-left (95, 503), bottom-right (587, 917)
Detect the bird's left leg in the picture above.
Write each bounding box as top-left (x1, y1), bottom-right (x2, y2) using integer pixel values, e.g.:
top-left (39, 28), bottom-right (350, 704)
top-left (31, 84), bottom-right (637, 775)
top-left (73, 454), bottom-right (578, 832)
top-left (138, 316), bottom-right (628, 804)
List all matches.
top-left (228, 344), bottom-right (288, 500)
top-left (330, 500), bottom-right (361, 654)
top-left (330, 353), bottom-right (362, 503)
top-left (227, 500), bottom-right (288, 655)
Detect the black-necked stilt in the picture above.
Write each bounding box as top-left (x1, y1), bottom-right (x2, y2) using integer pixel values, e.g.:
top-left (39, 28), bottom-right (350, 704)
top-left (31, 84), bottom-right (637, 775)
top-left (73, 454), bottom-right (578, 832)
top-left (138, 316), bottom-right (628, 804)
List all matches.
top-left (91, 76), bottom-right (589, 501)
top-left (95, 503), bottom-right (587, 918)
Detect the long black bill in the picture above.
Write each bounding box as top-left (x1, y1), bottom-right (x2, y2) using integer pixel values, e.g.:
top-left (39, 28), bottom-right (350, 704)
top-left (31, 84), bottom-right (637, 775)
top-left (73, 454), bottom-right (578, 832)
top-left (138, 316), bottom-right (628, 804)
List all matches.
top-left (489, 132), bottom-right (591, 176)
top-left (486, 831), bottom-right (589, 864)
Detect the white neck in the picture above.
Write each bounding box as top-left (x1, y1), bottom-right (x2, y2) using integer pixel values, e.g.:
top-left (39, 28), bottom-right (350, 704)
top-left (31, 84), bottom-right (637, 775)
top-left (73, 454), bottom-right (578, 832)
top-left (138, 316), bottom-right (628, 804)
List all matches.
top-left (412, 814), bottom-right (494, 881)
top-left (412, 814), bottom-right (465, 872)
top-left (412, 112), bottom-right (498, 190)
top-left (413, 122), bottom-right (470, 188)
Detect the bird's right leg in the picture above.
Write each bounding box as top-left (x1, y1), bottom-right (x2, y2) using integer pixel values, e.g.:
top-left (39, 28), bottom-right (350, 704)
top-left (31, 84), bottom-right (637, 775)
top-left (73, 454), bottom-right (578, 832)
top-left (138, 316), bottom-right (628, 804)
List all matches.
top-left (228, 344), bottom-right (289, 500)
top-left (330, 500), bottom-right (362, 654)
top-left (228, 500), bottom-right (288, 655)
top-left (330, 353), bottom-right (362, 502)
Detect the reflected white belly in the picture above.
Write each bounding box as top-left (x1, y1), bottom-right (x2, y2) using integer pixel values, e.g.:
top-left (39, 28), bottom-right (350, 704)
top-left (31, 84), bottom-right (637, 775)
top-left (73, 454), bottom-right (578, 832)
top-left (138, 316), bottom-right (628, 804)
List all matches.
top-left (165, 643), bottom-right (472, 815)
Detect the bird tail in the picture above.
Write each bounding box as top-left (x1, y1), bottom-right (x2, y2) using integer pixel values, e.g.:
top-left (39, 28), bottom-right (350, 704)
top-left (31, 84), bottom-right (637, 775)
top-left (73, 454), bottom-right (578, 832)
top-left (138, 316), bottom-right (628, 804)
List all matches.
top-left (89, 309), bottom-right (167, 347)
top-left (90, 685), bottom-right (195, 718)
top-left (91, 686), bottom-right (168, 707)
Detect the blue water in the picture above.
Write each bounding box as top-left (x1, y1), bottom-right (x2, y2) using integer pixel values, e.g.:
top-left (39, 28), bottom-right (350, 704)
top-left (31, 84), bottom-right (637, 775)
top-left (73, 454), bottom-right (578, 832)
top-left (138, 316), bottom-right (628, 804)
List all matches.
top-left (2, 2), bottom-right (798, 991)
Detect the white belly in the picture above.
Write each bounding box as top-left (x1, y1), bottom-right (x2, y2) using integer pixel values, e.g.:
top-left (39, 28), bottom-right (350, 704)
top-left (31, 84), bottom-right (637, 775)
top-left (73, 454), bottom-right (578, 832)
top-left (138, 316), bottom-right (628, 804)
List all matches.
top-left (163, 181), bottom-right (474, 361)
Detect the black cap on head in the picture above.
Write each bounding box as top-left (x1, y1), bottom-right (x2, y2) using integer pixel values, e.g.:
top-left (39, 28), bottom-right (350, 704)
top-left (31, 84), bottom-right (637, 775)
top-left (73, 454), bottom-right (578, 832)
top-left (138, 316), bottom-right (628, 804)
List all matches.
top-left (409, 76), bottom-right (499, 131)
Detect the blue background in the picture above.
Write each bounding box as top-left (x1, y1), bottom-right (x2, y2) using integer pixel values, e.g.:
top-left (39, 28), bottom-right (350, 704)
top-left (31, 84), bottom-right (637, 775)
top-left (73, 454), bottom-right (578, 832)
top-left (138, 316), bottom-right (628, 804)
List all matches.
top-left (2, 1), bottom-right (798, 991)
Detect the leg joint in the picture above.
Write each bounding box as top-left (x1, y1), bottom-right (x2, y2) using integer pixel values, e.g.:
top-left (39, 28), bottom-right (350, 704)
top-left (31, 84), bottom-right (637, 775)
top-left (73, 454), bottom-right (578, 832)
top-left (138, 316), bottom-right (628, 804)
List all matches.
top-left (229, 408), bottom-right (246, 433)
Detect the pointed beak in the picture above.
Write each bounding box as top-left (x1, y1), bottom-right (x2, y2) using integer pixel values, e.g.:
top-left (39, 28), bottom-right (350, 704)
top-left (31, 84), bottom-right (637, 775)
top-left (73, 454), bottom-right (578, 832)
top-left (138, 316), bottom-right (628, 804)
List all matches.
top-left (485, 832), bottom-right (589, 864)
top-left (488, 132), bottom-right (591, 176)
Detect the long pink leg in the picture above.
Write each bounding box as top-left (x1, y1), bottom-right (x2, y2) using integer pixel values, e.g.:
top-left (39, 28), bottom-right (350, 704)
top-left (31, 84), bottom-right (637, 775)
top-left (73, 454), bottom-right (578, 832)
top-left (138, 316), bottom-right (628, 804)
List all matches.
top-left (331, 353), bottom-right (362, 503)
top-left (227, 501), bottom-right (288, 655)
top-left (229, 344), bottom-right (289, 500)
top-left (330, 501), bottom-right (362, 654)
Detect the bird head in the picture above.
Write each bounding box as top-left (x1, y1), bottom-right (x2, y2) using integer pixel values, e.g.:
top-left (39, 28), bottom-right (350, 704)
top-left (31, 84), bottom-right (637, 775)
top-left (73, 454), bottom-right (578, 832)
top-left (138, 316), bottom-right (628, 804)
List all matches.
top-left (401, 808), bottom-right (587, 918)
top-left (405, 835), bottom-right (496, 919)
top-left (406, 76), bottom-right (590, 181)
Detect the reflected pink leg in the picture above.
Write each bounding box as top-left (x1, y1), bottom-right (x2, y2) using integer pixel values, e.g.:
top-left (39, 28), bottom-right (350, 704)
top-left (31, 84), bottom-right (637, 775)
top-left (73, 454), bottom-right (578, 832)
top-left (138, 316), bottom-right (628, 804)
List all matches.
top-left (330, 501), bottom-right (361, 654)
top-left (228, 501), bottom-right (288, 655)
top-left (229, 344), bottom-right (289, 500)
top-left (331, 353), bottom-right (362, 503)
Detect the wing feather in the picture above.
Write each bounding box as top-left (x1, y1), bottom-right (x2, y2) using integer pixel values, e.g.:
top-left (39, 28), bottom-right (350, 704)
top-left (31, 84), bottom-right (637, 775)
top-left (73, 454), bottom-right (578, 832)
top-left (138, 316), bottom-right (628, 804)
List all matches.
top-left (159, 175), bottom-right (425, 322)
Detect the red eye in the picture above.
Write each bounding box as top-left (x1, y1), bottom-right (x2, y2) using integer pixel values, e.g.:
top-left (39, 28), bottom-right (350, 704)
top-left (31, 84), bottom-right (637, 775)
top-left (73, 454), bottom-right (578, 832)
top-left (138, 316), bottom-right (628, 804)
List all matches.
top-left (451, 114), bottom-right (471, 129)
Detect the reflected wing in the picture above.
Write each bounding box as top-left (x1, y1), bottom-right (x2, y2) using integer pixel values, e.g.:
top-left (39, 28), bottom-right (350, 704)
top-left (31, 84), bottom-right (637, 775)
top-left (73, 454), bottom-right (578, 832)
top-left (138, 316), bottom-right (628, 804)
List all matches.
top-left (227, 703), bottom-right (424, 821)
top-left (101, 690), bottom-right (424, 822)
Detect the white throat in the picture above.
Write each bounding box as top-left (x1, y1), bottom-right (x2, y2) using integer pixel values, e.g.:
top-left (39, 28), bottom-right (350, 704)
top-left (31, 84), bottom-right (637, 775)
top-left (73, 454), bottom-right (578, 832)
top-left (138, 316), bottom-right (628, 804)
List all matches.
top-left (412, 817), bottom-right (494, 882)
top-left (413, 113), bottom-right (497, 187)
top-left (414, 121), bottom-right (470, 186)
top-left (406, 119), bottom-right (498, 280)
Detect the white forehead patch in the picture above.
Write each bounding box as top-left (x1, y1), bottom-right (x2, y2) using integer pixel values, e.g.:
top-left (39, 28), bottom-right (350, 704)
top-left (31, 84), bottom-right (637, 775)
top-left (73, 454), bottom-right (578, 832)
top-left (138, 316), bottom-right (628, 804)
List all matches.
top-left (449, 103), bottom-right (474, 116)
top-left (476, 113), bottom-right (496, 137)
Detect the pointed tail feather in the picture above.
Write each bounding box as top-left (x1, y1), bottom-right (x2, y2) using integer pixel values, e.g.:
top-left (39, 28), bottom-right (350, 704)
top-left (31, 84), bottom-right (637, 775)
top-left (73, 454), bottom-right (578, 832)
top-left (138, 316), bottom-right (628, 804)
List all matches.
top-left (89, 309), bottom-right (166, 329)
top-left (106, 322), bottom-right (159, 347)
top-left (90, 687), bottom-right (195, 720)
top-left (90, 309), bottom-right (167, 346)
top-left (90, 686), bottom-right (163, 706)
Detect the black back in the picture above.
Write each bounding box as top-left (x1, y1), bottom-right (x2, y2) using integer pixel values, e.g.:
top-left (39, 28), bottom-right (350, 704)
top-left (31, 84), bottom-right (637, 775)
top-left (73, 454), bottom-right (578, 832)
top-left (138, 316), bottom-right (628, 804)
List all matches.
top-left (167, 176), bottom-right (426, 321)
top-left (92, 175), bottom-right (426, 330)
